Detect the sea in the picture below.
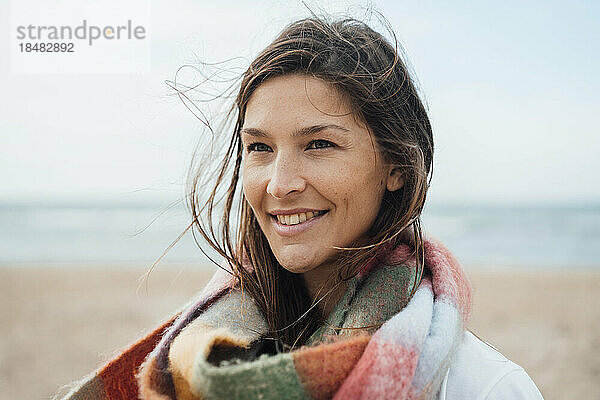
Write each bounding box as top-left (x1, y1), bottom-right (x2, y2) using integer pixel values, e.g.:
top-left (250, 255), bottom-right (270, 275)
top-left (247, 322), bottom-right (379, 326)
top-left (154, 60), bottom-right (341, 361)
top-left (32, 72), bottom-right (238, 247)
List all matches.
top-left (1, 200), bottom-right (598, 269)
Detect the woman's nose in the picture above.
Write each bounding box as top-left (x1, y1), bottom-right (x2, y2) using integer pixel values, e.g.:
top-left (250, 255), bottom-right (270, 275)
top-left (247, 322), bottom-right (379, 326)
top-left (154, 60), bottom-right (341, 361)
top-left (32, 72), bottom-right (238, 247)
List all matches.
top-left (266, 155), bottom-right (306, 199)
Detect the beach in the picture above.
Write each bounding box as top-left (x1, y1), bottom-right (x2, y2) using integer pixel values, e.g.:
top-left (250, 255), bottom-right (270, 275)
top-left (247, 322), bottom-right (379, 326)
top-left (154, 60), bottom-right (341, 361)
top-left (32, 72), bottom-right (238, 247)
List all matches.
top-left (1, 264), bottom-right (598, 400)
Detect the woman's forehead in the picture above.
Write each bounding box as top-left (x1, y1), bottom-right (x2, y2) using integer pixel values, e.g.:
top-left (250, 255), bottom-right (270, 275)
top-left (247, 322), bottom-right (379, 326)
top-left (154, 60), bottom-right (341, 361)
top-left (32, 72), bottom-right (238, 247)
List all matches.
top-left (242, 74), bottom-right (355, 130)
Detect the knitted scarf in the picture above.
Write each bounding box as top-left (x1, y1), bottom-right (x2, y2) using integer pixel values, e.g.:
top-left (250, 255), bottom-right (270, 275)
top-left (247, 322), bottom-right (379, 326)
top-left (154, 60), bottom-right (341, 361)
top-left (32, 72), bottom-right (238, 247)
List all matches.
top-left (60, 234), bottom-right (471, 400)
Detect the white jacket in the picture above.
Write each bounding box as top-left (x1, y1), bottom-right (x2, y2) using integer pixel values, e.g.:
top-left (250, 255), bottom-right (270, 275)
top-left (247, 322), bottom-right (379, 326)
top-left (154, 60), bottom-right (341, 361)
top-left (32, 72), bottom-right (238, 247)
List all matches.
top-left (438, 331), bottom-right (544, 399)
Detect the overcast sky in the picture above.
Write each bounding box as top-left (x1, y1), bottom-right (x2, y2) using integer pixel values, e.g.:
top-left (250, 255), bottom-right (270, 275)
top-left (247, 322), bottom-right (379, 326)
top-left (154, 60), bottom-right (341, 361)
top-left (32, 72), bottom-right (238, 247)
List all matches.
top-left (1, 0), bottom-right (598, 205)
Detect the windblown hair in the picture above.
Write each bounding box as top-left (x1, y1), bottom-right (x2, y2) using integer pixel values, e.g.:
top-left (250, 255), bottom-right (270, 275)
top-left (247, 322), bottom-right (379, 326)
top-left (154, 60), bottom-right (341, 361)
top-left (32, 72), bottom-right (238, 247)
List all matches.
top-left (184, 14), bottom-right (434, 351)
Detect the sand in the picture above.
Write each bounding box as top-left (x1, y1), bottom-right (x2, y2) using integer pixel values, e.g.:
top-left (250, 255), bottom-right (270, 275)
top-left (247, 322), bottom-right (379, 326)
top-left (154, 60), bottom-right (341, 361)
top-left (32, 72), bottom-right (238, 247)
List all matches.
top-left (1, 264), bottom-right (598, 400)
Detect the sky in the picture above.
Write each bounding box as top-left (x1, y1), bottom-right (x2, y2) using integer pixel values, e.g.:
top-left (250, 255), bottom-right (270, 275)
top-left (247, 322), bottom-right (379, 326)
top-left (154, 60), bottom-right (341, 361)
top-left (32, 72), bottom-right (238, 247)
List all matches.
top-left (1, 0), bottom-right (599, 205)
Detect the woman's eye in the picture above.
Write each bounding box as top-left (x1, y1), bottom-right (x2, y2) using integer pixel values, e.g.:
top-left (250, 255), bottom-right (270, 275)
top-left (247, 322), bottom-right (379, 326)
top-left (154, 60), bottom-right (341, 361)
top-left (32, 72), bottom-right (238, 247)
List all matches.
top-left (247, 143), bottom-right (272, 152)
top-left (306, 140), bottom-right (335, 150)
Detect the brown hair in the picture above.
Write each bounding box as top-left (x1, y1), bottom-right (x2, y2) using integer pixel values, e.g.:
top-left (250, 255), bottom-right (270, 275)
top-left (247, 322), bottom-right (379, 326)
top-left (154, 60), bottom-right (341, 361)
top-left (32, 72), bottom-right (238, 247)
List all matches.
top-left (177, 14), bottom-right (433, 351)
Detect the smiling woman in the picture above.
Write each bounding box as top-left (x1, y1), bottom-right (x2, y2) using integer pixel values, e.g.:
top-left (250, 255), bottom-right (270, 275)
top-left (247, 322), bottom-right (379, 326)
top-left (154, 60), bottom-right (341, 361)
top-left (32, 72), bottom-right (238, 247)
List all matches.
top-left (241, 74), bottom-right (404, 306)
top-left (61, 12), bottom-right (543, 400)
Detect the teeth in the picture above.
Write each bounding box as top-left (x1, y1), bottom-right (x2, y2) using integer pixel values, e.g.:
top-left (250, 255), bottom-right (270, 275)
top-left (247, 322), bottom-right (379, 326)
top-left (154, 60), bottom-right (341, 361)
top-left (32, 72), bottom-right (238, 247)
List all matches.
top-left (275, 211), bottom-right (325, 226)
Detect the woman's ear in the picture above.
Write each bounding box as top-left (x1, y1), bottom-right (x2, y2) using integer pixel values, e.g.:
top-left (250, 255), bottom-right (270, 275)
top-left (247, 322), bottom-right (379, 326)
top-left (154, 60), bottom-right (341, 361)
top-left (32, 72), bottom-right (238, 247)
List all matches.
top-left (386, 168), bottom-right (404, 192)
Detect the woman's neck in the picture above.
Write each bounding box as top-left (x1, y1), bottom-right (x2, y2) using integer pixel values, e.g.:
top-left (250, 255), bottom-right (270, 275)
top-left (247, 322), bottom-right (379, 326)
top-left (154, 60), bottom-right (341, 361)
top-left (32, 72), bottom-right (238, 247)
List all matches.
top-left (302, 264), bottom-right (349, 317)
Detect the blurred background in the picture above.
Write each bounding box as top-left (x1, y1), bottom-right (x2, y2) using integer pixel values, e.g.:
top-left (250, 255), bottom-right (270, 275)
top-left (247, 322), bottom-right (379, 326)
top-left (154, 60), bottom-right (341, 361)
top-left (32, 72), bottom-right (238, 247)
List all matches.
top-left (1, 1), bottom-right (598, 399)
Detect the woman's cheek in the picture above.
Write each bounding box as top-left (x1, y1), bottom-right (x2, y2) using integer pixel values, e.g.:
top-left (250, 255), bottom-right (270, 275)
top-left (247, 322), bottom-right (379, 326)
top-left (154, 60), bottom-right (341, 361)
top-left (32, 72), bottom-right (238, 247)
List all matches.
top-left (242, 166), bottom-right (266, 196)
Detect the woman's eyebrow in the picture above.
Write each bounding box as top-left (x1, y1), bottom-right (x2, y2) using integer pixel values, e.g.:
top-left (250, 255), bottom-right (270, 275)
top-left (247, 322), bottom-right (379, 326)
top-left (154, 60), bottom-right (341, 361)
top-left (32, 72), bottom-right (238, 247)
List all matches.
top-left (240, 124), bottom-right (350, 138)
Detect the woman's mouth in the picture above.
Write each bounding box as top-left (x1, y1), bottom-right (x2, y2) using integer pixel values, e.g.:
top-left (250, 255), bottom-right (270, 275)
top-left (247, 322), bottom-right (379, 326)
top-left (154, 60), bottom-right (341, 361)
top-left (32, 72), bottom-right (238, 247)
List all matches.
top-left (274, 210), bottom-right (327, 226)
top-left (269, 209), bottom-right (329, 236)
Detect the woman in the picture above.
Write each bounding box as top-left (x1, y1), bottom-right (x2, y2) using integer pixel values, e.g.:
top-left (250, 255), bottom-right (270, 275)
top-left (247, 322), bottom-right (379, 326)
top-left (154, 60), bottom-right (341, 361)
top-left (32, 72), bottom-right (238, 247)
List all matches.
top-left (62, 16), bottom-right (543, 400)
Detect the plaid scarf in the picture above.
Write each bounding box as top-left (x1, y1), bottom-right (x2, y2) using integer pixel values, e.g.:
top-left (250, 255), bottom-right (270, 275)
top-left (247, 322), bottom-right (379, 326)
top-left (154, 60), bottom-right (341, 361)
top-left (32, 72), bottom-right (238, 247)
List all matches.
top-left (61, 234), bottom-right (471, 400)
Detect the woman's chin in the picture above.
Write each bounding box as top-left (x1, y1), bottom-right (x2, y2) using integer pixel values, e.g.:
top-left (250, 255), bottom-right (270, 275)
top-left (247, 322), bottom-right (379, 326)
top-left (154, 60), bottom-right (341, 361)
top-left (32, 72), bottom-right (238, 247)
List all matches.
top-left (274, 252), bottom-right (324, 275)
top-left (268, 242), bottom-right (317, 272)
top-left (277, 260), bottom-right (316, 275)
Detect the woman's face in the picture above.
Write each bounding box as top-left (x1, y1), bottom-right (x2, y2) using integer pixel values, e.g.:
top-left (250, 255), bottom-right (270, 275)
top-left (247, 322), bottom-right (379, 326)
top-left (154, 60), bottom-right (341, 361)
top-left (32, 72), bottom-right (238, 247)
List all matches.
top-left (241, 74), bottom-right (401, 276)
